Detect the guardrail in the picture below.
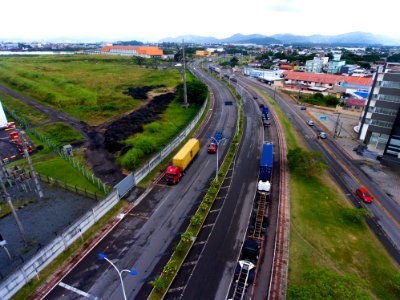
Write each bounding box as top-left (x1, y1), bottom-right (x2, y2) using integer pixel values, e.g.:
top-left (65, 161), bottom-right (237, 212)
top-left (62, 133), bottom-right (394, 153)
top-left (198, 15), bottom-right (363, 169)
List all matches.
top-left (0, 190), bottom-right (119, 300)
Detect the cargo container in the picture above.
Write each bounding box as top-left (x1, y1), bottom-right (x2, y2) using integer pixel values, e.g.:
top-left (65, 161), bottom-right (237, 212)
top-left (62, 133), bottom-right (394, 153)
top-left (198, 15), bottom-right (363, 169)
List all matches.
top-left (259, 143), bottom-right (273, 182)
top-left (165, 138), bottom-right (200, 184)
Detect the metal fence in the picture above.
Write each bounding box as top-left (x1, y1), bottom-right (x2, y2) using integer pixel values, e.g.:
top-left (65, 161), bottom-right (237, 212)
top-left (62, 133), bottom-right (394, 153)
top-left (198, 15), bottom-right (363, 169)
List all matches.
top-left (0, 190), bottom-right (119, 300)
top-left (36, 173), bottom-right (100, 200)
top-left (3, 108), bottom-right (109, 193)
top-left (115, 99), bottom-right (207, 197)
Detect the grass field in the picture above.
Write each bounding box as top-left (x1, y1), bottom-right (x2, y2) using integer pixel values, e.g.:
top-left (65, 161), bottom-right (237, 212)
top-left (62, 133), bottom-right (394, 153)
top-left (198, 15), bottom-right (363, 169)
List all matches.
top-left (260, 90), bottom-right (400, 299)
top-left (35, 122), bottom-right (83, 147)
top-left (0, 55), bottom-right (182, 125)
top-left (0, 92), bottom-right (48, 124)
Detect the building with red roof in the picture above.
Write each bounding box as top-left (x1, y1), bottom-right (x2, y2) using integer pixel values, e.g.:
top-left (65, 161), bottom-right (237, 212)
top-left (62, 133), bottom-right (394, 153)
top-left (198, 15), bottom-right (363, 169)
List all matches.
top-left (282, 71), bottom-right (372, 90)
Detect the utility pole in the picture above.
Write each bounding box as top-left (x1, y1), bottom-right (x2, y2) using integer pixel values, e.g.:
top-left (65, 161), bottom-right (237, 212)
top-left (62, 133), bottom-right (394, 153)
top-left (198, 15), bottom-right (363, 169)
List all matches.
top-left (182, 39), bottom-right (188, 108)
top-left (20, 131), bottom-right (43, 198)
top-left (0, 160), bottom-right (27, 243)
top-left (333, 113), bottom-right (341, 138)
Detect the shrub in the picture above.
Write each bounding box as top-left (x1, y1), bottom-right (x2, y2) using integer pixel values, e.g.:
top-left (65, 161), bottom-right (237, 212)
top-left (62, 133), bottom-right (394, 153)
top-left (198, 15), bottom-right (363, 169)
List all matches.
top-left (190, 213), bottom-right (202, 227)
top-left (150, 276), bottom-right (168, 292)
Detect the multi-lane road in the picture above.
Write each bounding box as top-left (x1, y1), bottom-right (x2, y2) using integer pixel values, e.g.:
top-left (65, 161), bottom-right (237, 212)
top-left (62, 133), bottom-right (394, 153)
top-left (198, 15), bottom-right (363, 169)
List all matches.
top-left (41, 62), bottom-right (239, 299)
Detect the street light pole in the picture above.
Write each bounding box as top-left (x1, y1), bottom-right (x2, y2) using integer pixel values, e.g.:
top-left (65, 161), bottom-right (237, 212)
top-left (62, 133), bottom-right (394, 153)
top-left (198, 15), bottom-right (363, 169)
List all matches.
top-left (182, 39), bottom-right (188, 108)
top-left (210, 137), bottom-right (228, 181)
top-left (98, 253), bottom-right (137, 300)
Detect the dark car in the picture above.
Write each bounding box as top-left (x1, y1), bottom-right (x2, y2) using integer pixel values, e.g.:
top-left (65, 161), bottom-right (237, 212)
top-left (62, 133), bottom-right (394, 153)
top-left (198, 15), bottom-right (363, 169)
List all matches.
top-left (300, 106), bottom-right (307, 110)
top-left (253, 96), bottom-right (258, 100)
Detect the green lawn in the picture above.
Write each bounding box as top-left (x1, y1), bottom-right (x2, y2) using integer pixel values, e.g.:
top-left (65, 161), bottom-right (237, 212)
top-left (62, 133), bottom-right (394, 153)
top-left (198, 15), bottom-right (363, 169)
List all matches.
top-left (259, 90), bottom-right (400, 299)
top-left (32, 156), bottom-right (103, 194)
top-left (0, 55), bottom-right (182, 125)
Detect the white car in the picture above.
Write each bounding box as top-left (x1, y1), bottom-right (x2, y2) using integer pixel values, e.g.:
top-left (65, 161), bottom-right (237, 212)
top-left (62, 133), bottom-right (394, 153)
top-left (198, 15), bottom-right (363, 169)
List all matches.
top-left (318, 131), bottom-right (327, 139)
top-left (307, 120), bottom-right (315, 126)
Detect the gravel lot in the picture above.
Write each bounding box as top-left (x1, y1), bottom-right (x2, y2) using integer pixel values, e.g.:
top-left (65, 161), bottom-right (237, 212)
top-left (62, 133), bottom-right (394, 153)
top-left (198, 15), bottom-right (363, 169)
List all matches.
top-left (0, 182), bottom-right (97, 280)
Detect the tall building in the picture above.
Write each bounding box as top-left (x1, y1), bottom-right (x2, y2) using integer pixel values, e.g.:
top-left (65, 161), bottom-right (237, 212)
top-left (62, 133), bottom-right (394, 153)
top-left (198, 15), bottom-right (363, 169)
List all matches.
top-left (327, 53), bottom-right (346, 74)
top-left (358, 62), bottom-right (400, 166)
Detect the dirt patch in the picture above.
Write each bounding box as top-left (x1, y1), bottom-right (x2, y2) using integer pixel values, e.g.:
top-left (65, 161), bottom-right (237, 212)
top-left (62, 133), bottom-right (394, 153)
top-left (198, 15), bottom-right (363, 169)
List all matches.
top-left (103, 91), bottom-right (176, 153)
top-left (124, 85), bottom-right (165, 100)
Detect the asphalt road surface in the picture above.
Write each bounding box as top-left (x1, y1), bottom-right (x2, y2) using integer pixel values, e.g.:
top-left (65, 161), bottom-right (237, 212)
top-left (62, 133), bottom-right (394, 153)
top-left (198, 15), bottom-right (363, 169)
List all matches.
top-left (240, 76), bottom-right (400, 262)
top-left (44, 63), bottom-right (238, 299)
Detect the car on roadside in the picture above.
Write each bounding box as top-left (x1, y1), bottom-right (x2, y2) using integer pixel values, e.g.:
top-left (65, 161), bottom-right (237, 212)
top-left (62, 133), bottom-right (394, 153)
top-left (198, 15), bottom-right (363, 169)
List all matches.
top-left (253, 96), bottom-right (258, 100)
top-left (307, 120), bottom-right (315, 126)
top-left (355, 187), bottom-right (373, 203)
top-left (300, 106), bottom-right (307, 110)
top-left (317, 130), bottom-right (327, 139)
top-left (207, 143), bottom-right (217, 154)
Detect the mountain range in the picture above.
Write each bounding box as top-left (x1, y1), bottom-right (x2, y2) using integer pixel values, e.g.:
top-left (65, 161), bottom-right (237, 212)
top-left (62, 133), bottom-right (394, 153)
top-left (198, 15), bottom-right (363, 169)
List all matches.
top-left (159, 32), bottom-right (400, 46)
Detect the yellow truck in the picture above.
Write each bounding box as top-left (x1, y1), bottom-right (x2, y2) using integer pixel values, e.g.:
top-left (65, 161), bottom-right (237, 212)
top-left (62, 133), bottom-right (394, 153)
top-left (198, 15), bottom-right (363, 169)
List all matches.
top-left (165, 138), bottom-right (200, 184)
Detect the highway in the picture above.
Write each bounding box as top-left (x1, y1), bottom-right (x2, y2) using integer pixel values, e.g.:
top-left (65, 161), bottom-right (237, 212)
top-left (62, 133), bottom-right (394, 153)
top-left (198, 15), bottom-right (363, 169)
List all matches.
top-left (239, 75), bottom-right (400, 262)
top-left (42, 63), bottom-right (239, 299)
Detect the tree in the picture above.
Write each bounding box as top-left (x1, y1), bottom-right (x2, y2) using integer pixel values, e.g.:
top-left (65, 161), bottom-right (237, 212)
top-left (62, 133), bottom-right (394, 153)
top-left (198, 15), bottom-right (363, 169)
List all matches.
top-left (287, 147), bottom-right (326, 177)
top-left (230, 56), bottom-right (239, 66)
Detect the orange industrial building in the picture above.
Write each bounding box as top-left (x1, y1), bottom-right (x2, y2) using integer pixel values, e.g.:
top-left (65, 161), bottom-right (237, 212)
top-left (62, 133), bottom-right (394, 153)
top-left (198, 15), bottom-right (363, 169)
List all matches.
top-left (100, 45), bottom-right (163, 58)
top-left (195, 50), bottom-right (211, 56)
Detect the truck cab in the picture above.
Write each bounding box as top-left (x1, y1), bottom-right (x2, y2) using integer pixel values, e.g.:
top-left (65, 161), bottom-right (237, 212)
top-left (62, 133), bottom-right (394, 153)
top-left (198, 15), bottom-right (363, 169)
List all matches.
top-left (165, 166), bottom-right (181, 184)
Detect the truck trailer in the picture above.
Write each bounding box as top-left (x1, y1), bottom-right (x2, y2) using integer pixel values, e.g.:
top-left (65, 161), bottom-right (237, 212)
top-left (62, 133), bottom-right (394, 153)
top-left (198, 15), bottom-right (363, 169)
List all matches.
top-left (259, 143), bottom-right (273, 182)
top-left (165, 138), bottom-right (200, 184)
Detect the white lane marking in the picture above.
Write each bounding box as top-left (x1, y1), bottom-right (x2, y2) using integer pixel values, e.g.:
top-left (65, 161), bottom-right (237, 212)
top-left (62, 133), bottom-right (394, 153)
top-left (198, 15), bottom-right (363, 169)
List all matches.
top-left (58, 282), bottom-right (99, 299)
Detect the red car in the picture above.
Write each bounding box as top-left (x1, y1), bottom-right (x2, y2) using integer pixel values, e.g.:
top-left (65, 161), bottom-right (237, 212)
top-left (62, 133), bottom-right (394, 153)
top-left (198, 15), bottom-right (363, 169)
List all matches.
top-left (207, 143), bottom-right (217, 154)
top-left (355, 187), bottom-right (373, 203)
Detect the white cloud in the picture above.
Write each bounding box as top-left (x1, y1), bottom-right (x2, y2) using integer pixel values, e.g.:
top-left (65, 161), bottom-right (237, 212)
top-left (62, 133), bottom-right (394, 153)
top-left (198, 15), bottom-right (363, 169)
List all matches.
top-left (0, 0), bottom-right (399, 41)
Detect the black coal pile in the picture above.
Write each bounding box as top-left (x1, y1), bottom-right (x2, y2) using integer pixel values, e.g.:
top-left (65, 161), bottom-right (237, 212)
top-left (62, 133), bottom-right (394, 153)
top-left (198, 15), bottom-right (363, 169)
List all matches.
top-left (124, 85), bottom-right (165, 100)
top-left (104, 91), bottom-right (175, 152)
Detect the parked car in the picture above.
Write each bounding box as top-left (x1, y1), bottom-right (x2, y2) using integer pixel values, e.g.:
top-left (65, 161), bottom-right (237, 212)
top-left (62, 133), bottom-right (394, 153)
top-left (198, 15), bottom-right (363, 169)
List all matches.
top-left (355, 187), bottom-right (373, 203)
top-left (253, 96), bottom-right (258, 100)
top-left (300, 106), bottom-right (307, 110)
top-left (307, 120), bottom-right (315, 126)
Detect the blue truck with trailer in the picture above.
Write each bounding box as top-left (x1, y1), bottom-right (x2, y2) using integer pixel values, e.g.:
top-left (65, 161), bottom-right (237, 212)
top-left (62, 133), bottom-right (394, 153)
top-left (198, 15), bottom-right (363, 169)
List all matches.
top-left (259, 143), bottom-right (273, 182)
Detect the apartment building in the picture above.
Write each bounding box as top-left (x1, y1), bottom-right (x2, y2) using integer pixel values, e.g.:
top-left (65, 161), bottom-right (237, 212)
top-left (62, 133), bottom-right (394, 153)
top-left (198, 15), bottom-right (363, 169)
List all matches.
top-left (358, 63), bottom-right (400, 166)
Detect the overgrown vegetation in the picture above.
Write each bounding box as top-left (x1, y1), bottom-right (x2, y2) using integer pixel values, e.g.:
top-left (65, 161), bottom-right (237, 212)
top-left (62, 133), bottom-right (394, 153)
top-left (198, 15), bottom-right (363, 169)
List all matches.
top-left (0, 55), bottom-right (182, 125)
top-left (300, 92), bottom-right (340, 107)
top-left (0, 92), bottom-right (48, 124)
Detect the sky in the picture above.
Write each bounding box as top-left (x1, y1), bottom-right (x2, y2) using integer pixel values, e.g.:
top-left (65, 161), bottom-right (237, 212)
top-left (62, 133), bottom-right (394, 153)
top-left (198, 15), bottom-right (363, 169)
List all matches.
top-left (1, 0), bottom-right (399, 42)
